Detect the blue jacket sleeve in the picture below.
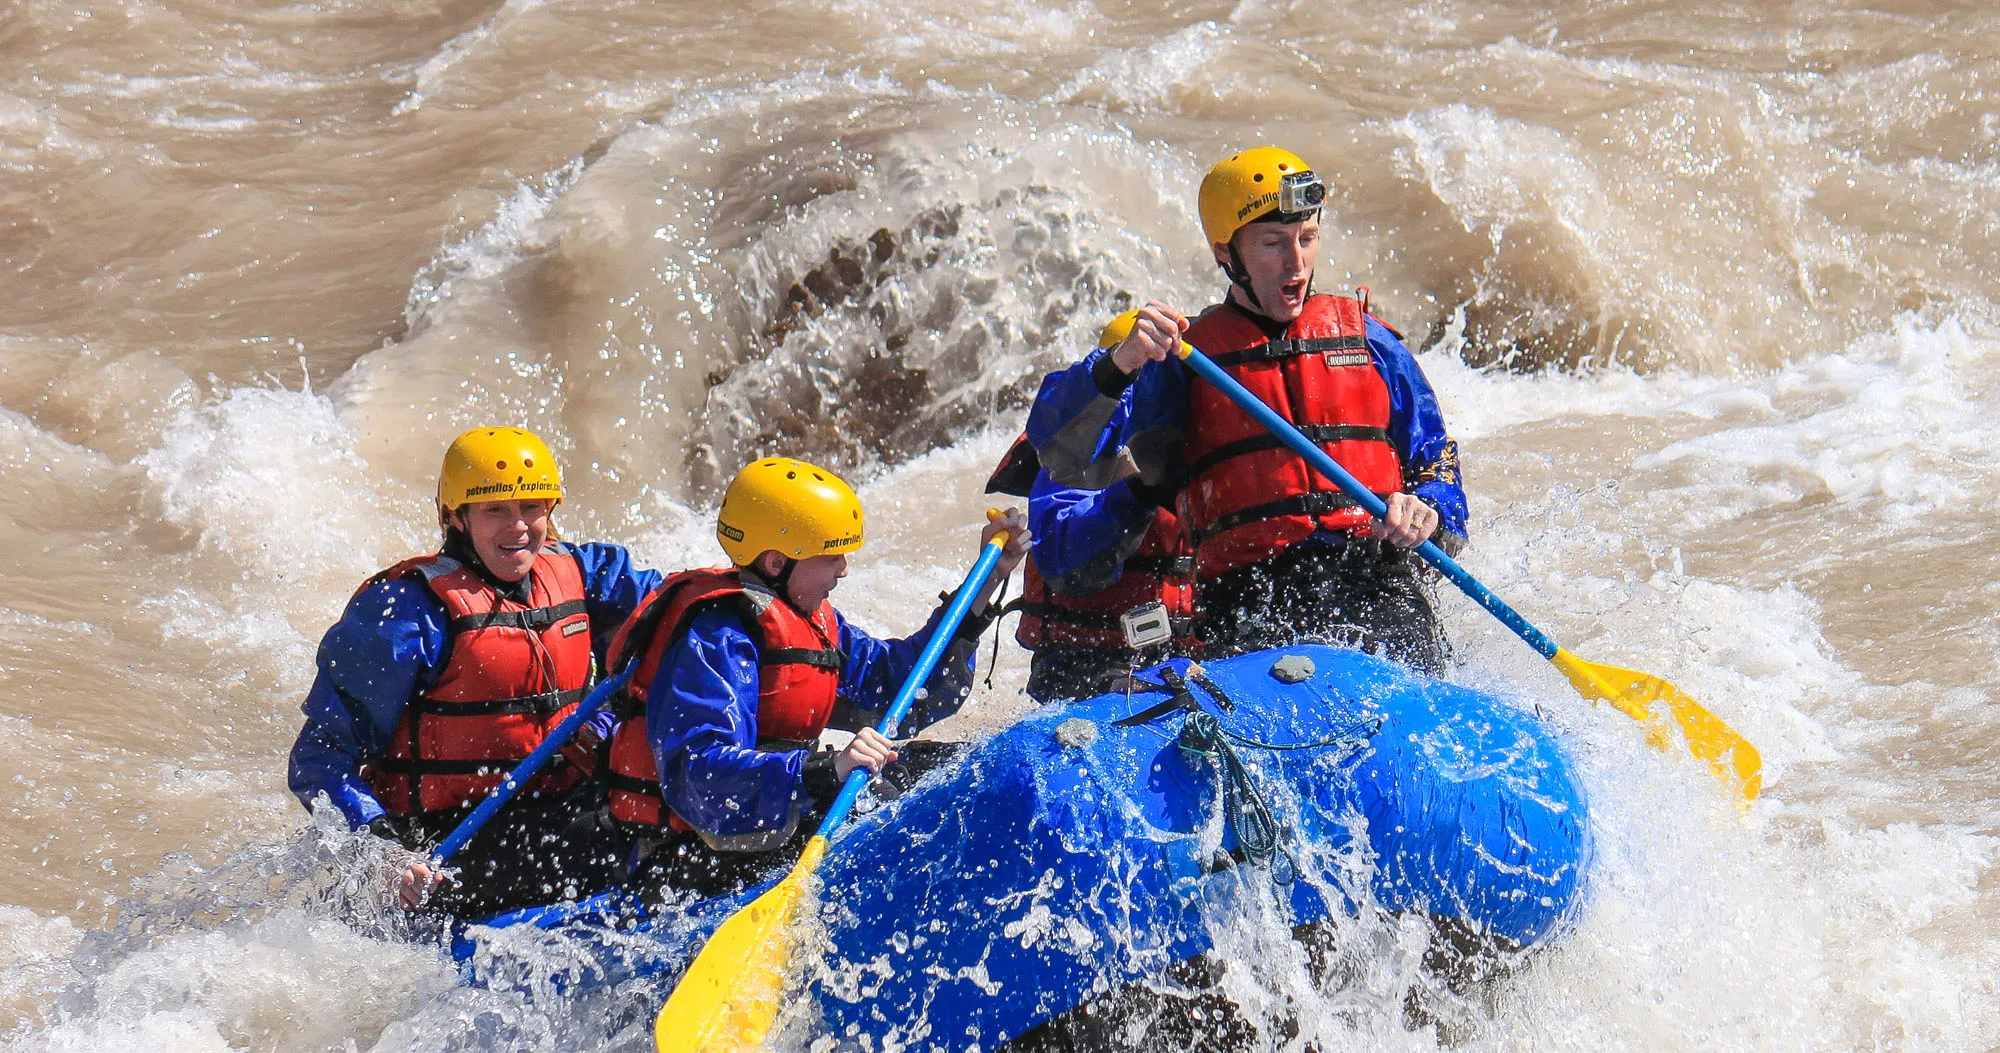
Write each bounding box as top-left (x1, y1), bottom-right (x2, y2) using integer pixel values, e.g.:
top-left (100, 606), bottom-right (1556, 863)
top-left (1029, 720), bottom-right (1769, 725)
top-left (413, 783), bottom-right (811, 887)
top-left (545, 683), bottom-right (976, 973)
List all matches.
top-left (1026, 350), bottom-right (1144, 488)
top-left (1027, 474), bottom-right (1158, 593)
top-left (646, 607), bottom-right (807, 839)
top-left (832, 605), bottom-right (979, 733)
top-left (286, 579), bottom-right (449, 828)
top-left (566, 541), bottom-right (664, 665)
top-left (1367, 317), bottom-right (1469, 544)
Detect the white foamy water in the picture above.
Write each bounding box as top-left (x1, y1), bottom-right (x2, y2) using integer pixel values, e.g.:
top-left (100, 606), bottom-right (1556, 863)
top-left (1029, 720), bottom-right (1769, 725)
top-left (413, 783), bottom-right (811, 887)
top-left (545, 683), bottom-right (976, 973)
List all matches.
top-left (4, 0), bottom-right (1998, 1048)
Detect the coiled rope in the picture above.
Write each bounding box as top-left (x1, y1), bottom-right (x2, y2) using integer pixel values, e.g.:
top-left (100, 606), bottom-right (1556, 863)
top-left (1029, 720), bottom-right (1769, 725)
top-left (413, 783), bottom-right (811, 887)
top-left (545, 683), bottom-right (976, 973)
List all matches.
top-left (1176, 711), bottom-right (1299, 885)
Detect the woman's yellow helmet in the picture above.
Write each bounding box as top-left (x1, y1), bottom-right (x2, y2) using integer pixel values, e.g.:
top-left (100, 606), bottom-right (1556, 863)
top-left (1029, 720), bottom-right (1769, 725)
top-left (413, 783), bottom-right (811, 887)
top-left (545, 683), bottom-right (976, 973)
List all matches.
top-left (437, 426), bottom-right (563, 511)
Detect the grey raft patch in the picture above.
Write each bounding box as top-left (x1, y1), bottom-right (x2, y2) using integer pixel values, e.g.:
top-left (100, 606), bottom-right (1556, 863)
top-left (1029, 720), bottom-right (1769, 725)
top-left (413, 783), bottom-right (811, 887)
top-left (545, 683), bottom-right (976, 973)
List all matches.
top-left (1269, 655), bottom-right (1316, 683)
top-left (1054, 717), bottom-right (1099, 749)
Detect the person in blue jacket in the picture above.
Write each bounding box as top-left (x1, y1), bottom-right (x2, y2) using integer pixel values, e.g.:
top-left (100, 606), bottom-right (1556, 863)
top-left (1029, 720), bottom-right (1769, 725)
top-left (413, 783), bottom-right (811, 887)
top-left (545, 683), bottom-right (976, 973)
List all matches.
top-left (600, 457), bottom-right (1030, 898)
top-left (288, 427), bottom-right (661, 918)
top-left (1027, 147), bottom-right (1468, 673)
top-left (985, 313), bottom-right (1199, 704)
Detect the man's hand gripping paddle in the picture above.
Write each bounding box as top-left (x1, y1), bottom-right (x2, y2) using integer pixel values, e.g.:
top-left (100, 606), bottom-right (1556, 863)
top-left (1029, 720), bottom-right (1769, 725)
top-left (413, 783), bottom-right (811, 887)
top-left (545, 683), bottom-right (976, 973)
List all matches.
top-left (1176, 343), bottom-right (1762, 801)
top-left (654, 513), bottom-right (1013, 1053)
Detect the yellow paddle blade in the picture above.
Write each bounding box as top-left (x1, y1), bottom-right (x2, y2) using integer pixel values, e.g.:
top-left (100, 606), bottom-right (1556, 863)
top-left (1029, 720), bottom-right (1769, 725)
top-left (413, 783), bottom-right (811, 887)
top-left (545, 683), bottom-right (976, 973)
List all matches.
top-left (655, 836), bottom-right (830, 1053)
top-left (1550, 649), bottom-right (1763, 802)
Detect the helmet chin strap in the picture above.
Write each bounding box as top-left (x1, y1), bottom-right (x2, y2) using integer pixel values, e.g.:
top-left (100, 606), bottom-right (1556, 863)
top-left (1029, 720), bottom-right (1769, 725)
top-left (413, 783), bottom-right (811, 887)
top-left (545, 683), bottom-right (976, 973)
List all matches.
top-left (1223, 243), bottom-right (1263, 314)
top-left (749, 555), bottom-right (800, 602)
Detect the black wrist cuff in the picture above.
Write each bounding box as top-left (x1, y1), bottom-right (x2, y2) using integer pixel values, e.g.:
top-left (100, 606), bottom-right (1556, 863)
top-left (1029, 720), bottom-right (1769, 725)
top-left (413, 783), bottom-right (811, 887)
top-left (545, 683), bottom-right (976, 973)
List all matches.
top-left (801, 750), bottom-right (841, 801)
top-left (935, 592), bottom-right (996, 642)
top-left (1126, 477), bottom-right (1175, 508)
top-left (1091, 351), bottom-right (1137, 397)
top-left (954, 607), bottom-right (997, 642)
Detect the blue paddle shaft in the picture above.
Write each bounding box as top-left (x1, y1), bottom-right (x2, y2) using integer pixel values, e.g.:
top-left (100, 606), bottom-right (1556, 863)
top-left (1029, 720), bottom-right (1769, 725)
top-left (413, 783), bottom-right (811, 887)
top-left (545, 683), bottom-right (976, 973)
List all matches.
top-left (815, 535), bottom-right (1010, 838)
top-left (1179, 347), bottom-right (1560, 659)
top-left (432, 666), bottom-right (635, 865)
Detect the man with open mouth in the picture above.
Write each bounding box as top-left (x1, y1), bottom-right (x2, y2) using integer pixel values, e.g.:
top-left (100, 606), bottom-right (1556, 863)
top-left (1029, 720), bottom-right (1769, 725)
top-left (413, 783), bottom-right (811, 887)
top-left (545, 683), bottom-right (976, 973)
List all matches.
top-left (1026, 146), bottom-right (1468, 673)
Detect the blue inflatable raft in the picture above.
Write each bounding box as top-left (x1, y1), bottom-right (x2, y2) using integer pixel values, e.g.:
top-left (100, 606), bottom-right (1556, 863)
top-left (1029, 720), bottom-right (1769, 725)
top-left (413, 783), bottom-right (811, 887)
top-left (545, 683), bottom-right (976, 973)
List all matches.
top-left (455, 643), bottom-right (1589, 1046)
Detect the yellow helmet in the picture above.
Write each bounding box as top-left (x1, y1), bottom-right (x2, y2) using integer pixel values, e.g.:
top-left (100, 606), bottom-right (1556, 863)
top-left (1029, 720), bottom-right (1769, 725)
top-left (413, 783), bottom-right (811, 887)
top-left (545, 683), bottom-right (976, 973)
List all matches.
top-left (437, 426), bottom-right (564, 512)
top-left (1197, 146), bottom-right (1327, 249)
top-left (716, 457), bottom-right (865, 566)
top-left (1096, 309), bottom-right (1141, 348)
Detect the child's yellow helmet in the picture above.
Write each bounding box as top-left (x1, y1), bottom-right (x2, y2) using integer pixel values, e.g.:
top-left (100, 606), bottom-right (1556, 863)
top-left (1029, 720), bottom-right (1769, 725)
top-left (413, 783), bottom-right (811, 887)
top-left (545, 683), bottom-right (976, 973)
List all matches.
top-left (716, 458), bottom-right (865, 565)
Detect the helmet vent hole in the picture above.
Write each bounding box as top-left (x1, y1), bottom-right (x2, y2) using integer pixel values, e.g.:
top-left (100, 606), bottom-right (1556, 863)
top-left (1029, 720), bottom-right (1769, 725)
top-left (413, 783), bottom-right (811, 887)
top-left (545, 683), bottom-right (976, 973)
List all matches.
top-left (495, 460), bottom-right (507, 470)
top-left (1278, 164), bottom-right (1290, 171)
top-left (813, 473), bottom-right (824, 481)
top-left (1252, 173), bottom-right (1264, 182)
top-left (787, 471), bottom-right (797, 479)
top-left (523, 457), bottom-right (534, 468)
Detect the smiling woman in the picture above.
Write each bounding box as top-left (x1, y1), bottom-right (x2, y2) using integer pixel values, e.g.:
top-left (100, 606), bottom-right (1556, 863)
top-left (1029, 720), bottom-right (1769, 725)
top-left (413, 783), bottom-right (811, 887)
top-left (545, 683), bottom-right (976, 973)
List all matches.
top-left (458, 499), bottom-right (556, 582)
top-left (284, 427), bottom-right (663, 918)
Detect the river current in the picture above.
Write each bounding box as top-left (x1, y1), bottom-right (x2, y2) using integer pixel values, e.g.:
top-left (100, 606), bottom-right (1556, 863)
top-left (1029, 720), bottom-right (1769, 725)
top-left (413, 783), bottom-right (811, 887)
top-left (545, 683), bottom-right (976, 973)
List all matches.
top-left (2, 0), bottom-right (1996, 1049)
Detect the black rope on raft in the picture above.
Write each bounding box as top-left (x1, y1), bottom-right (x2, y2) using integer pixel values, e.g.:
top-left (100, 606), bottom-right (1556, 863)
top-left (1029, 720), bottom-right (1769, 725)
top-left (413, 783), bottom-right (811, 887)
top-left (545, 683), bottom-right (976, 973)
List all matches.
top-left (1176, 711), bottom-right (1298, 885)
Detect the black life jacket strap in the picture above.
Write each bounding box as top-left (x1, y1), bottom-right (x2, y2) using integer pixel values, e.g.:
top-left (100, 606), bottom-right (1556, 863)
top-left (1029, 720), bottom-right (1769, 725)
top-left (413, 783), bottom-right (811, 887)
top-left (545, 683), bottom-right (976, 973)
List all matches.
top-left (1193, 490), bottom-right (1370, 541)
top-left (1186, 424), bottom-right (1393, 482)
top-left (1205, 334), bottom-right (1369, 369)
top-left (1013, 602), bottom-right (1195, 638)
top-left (1120, 555), bottom-right (1195, 577)
top-left (604, 770), bottom-right (662, 798)
top-left (761, 646), bottom-right (846, 670)
top-left (406, 687), bottom-right (586, 717)
top-left (367, 756), bottom-right (539, 776)
top-left (446, 598), bottom-right (587, 637)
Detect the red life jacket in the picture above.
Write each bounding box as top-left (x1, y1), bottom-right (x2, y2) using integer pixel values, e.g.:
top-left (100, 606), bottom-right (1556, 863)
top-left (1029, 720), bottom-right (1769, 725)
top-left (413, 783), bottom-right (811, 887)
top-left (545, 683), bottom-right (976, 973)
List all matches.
top-left (601, 568), bottom-right (844, 830)
top-left (983, 432), bottom-right (1198, 655)
top-left (1182, 294), bottom-right (1404, 577)
top-left (1014, 505), bottom-right (1197, 654)
top-left (362, 545), bottom-right (593, 816)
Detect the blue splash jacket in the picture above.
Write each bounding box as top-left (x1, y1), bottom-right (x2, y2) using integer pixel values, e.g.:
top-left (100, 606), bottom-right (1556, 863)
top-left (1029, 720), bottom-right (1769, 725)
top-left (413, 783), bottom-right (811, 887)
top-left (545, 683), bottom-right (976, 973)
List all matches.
top-left (287, 542), bottom-right (661, 829)
top-left (644, 602), bottom-right (977, 839)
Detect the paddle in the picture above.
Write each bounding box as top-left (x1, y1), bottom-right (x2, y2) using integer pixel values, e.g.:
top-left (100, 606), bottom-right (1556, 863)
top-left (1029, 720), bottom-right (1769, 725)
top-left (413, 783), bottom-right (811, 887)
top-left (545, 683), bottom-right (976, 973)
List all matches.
top-left (431, 666), bottom-right (635, 865)
top-left (654, 518), bottom-right (1013, 1053)
top-left (1175, 343), bottom-right (1762, 801)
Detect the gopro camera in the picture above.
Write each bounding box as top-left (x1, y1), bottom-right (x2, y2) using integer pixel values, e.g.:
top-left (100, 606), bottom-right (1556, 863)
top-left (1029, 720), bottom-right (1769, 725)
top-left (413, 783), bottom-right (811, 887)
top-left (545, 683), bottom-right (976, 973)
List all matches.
top-left (1119, 602), bottom-right (1174, 650)
top-left (1278, 171), bottom-right (1326, 215)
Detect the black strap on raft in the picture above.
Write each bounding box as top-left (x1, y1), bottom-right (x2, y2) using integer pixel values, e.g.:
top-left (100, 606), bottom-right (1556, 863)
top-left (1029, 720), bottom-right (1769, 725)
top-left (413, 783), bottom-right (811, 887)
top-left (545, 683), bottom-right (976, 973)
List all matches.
top-left (1176, 711), bottom-right (1297, 885)
top-left (1112, 667), bottom-right (1197, 727)
top-left (1185, 669), bottom-right (1237, 712)
top-left (1114, 665), bottom-right (1388, 885)
top-left (1185, 424), bottom-right (1392, 481)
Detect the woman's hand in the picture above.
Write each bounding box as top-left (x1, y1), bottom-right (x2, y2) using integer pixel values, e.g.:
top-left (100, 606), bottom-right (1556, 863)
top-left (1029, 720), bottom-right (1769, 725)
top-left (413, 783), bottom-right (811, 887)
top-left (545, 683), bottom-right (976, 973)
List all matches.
top-left (833, 727), bottom-right (900, 781)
